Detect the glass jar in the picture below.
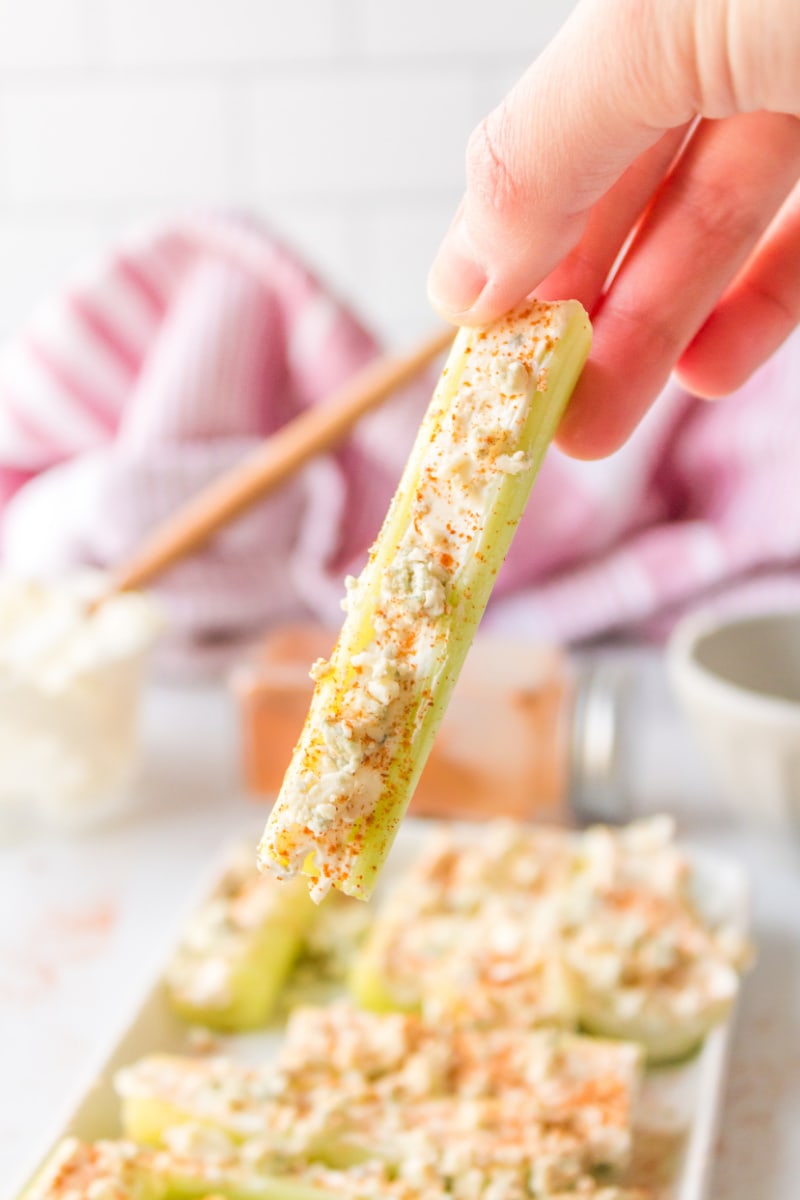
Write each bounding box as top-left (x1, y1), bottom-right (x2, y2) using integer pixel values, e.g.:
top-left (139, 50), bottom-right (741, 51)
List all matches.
top-left (231, 623), bottom-right (573, 824)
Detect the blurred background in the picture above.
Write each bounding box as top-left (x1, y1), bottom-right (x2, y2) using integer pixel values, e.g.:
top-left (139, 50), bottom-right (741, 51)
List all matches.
top-left (0, 0), bottom-right (578, 347)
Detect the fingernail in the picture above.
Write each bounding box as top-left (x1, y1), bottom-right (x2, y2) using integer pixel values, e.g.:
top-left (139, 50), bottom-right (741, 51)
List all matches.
top-left (428, 214), bottom-right (487, 317)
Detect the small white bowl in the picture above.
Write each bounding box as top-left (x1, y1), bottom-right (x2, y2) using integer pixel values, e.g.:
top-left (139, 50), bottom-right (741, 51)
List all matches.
top-left (0, 573), bottom-right (163, 835)
top-left (668, 609), bottom-right (800, 823)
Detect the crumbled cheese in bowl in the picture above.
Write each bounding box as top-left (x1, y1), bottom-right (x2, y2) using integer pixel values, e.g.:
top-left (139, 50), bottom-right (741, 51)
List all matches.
top-left (0, 573), bottom-right (161, 830)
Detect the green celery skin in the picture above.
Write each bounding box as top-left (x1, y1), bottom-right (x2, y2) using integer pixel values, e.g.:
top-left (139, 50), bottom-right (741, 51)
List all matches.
top-left (346, 301), bottom-right (592, 898)
top-left (261, 301), bottom-right (591, 901)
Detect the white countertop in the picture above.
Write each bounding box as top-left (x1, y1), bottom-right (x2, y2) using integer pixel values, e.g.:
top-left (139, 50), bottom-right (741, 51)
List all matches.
top-left (2, 662), bottom-right (800, 1198)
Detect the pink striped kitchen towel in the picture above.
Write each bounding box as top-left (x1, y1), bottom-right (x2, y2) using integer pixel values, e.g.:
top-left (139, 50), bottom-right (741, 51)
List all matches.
top-left (1, 210), bottom-right (799, 666)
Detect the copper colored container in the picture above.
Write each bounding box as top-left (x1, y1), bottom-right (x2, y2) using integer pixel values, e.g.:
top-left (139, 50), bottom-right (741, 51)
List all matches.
top-left (231, 624), bottom-right (573, 823)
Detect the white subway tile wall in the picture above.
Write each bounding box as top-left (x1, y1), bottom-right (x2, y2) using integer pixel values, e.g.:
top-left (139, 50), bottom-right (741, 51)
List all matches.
top-left (0, 0), bottom-right (578, 344)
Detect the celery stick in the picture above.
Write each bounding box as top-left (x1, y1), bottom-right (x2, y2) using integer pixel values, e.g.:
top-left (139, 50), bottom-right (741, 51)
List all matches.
top-left (350, 821), bottom-right (579, 1017)
top-left (259, 299), bottom-right (592, 900)
top-left (19, 1137), bottom-right (331, 1200)
top-left (165, 856), bottom-right (318, 1031)
top-left (117, 1055), bottom-right (273, 1148)
top-left (116, 1056), bottom-right (374, 1169)
top-left (116, 998), bottom-right (641, 1178)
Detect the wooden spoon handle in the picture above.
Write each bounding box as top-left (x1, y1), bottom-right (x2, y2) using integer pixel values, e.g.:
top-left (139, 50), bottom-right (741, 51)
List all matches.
top-left (107, 326), bottom-right (453, 598)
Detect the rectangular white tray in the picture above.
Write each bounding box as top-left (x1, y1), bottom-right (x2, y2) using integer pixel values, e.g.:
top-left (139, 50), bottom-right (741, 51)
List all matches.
top-left (11, 820), bottom-right (748, 1200)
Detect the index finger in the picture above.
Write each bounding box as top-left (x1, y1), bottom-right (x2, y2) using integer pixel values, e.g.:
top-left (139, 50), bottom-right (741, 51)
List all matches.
top-left (428, 0), bottom-right (698, 323)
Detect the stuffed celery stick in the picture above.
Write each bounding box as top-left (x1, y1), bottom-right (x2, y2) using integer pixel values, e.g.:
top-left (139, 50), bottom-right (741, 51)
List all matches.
top-left (165, 850), bottom-right (318, 1031)
top-left (20, 1137), bottom-right (644, 1200)
top-left (116, 1055), bottom-right (282, 1149)
top-left (117, 1007), bottom-right (641, 1180)
top-left (20, 1137), bottom-right (331, 1200)
top-left (116, 1055), bottom-right (372, 1169)
top-left (21, 1138), bottom-right (477, 1200)
top-left (350, 818), bottom-right (749, 1060)
top-left (259, 299), bottom-right (592, 899)
top-left (350, 821), bottom-right (579, 1020)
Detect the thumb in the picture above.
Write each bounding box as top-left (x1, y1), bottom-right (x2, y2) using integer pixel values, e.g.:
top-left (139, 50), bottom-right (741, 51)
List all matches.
top-left (427, 0), bottom-right (704, 323)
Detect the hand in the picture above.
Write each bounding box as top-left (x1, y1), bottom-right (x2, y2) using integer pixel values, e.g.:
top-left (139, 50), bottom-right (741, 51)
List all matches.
top-left (427, 0), bottom-right (800, 458)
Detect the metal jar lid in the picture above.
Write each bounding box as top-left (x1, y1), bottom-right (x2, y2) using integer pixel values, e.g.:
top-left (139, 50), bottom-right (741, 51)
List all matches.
top-left (569, 659), bottom-right (633, 824)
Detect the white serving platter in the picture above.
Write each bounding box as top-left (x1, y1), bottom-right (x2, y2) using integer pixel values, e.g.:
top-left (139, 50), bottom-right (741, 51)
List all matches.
top-left (10, 819), bottom-right (748, 1200)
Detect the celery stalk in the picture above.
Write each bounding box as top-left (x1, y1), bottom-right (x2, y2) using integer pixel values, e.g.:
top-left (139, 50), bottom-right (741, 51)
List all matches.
top-left (116, 1055), bottom-right (374, 1169)
top-left (117, 1055), bottom-right (271, 1149)
top-left (20, 1136), bottom-right (644, 1200)
top-left (20, 1138), bottom-right (331, 1200)
top-left (116, 996), bottom-right (641, 1178)
top-left (258, 300), bottom-right (592, 900)
top-left (165, 860), bottom-right (318, 1032)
